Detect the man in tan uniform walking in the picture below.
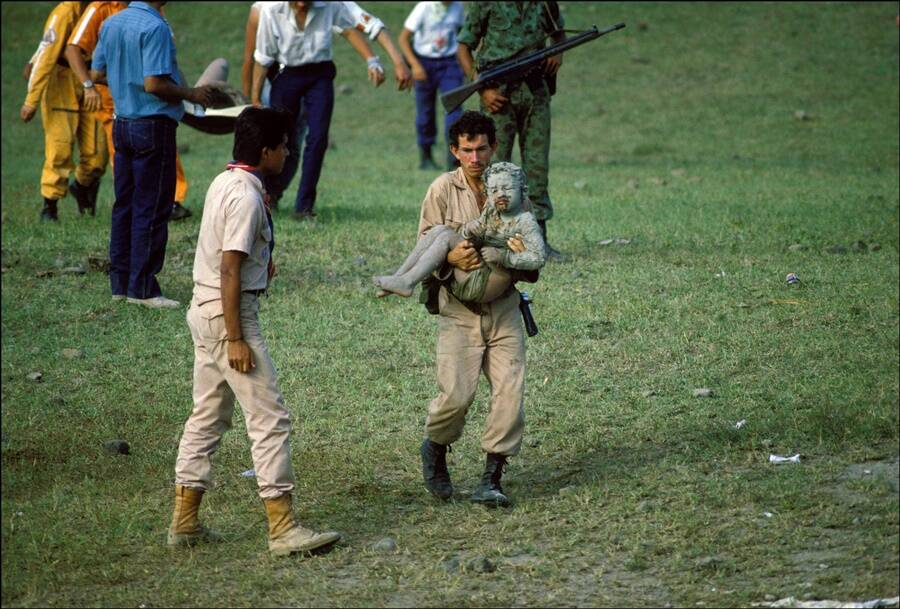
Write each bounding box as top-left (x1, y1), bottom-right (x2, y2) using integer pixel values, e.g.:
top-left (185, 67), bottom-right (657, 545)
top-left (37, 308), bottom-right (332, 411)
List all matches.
top-left (168, 107), bottom-right (340, 556)
top-left (417, 110), bottom-right (538, 508)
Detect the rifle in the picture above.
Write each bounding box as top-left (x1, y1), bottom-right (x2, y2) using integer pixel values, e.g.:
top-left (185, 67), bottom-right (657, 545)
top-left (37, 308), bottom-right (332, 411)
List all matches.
top-left (441, 22), bottom-right (625, 113)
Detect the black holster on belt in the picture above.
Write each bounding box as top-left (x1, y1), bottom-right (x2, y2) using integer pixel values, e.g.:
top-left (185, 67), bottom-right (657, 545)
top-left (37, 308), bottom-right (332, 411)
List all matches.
top-left (420, 275), bottom-right (443, 315)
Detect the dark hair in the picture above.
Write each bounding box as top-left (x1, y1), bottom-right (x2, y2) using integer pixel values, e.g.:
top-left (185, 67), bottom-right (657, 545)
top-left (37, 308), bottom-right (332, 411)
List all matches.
top-left (448, 110), bottom-right (496, 147)
top-left (232, 107), bottom-right (292, 165)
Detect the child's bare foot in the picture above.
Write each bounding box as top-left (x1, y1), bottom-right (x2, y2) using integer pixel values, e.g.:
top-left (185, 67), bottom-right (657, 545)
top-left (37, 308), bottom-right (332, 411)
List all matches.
top-left (372, 275), bottom-right (413, 298)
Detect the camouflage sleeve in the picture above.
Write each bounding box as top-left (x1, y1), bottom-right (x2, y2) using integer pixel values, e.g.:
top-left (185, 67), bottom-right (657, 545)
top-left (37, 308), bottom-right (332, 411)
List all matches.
top-left (456, 1), bottom-right (487, 49)
top-left (502, 213), bottom-right (546, 271)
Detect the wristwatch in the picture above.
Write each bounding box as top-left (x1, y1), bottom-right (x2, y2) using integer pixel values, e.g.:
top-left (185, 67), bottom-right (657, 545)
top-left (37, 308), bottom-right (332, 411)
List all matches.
top-left (82, 79), bottom-right (94, 89)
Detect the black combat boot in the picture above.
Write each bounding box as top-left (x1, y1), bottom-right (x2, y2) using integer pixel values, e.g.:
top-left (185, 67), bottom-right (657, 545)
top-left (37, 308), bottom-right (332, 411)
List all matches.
top-left (40, 198), bottom-right (59, 222)
top-left (420, 438), bottom-right (453, 500)
top-left (470, 453), bottom-right (510, 508)
top-left (419, 146), bottom-right (440, 171)
top-left (537, 219), bottom-right (564, 262)
top-left (69, 180), bottom-right (93, 215)
top-left (85, 179), bottom-right (101, 216)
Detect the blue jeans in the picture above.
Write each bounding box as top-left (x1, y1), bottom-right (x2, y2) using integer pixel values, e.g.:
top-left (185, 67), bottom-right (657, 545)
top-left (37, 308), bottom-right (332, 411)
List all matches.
top-left (267, 61), bottom-right (336, 214)
top-left (414, 55), bottom-right (464, 149)
top-left (109, 116), bottom-right (176, 299)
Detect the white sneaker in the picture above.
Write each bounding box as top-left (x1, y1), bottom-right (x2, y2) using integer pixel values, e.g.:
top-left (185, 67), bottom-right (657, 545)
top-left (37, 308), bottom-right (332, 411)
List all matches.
top-left (127, 296), bottom-right (181, 309)
top-left (112, 295), bottom-right (126, 302)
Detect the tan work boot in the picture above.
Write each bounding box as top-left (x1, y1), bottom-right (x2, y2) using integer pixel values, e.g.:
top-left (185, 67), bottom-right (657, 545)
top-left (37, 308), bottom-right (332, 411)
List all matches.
top-left (167, 484), bottom-right (223, 546)
top-left (264, 494), bottom-right (341, 557)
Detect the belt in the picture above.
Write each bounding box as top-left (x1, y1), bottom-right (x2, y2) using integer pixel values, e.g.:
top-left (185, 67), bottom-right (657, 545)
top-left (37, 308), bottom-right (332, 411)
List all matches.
top-left (243, 289), bottom-right (267, 297)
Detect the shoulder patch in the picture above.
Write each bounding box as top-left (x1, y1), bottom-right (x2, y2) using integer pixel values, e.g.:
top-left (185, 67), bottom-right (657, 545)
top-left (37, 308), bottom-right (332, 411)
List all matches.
top-left (42, 27), bottom-right (57, 44)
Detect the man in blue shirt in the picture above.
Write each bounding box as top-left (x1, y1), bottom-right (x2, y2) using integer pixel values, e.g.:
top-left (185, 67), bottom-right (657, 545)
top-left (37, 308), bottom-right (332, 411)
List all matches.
top-left (92, 1), bottom-right (217, 308)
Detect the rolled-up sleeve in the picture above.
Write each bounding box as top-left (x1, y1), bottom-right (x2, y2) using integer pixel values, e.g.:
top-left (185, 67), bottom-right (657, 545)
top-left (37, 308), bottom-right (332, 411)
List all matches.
top-left (253, 7), bottom-right (277, 67)
top-left (342, 2), bottom-right (382, 40)
top-left (333, 2), bottom-right (361, 35)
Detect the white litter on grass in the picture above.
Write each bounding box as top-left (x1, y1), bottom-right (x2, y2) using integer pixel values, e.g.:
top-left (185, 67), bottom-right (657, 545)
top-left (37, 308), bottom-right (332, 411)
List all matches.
top-left (769, 454), bottom-right (801, 464)
top-left (763, 511), bottom-right (774, 518)
top-left (735, 419), bottom-right (747, 429)
top-left (240, 469), bottom-right (256, 477)
top-left (752, 596), bottom-right (900, 608)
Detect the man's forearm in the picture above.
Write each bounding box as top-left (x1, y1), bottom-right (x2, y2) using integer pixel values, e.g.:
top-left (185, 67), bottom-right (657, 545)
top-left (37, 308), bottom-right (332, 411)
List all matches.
top-left (457, 43), bottom-right (476, 79)
top-left (64, 44), bottom-right (91, 84)
top-left (221, 264), bottom-right (244, 341)
top-left (251, 61), bottom-right (268, 104)
top-left (143, 75), bottom-right (196, 103)
top-left (376, 30), bottom-right (405, 68)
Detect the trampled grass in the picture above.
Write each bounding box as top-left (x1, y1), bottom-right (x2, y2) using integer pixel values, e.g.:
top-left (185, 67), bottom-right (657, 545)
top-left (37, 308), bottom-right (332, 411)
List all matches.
top-left (1, 2), bottom-right (898, 607)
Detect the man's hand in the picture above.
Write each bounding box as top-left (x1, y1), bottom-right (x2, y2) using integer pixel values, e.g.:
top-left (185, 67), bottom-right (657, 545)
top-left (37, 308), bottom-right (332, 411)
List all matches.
top-left (507, 233), bottom-right (526, 253)
top-left (369, 64), bottom-right (384, 88)
top-left (481, 246), bottom-right (504, 265)
top-left (23, 62), bottom-right (33, 82)
top-left (479, 87), bottom-right (508, 113)
top-left (394, 61), bottom-right (412, 90)
top-left (190, 84), bottom-right (219, 108)
top-left (543, 53), bottom-right (563, 75)
top-left (411, 64), bottom-right (427, 82)
top-left (227, 339), bottom-right (255, 373)
top-left (82, 86), bottom-right (102, 113)
top-left (20, 104), bottom-right (37, 123)
top-left (447, 240), bottom-right (482, 271)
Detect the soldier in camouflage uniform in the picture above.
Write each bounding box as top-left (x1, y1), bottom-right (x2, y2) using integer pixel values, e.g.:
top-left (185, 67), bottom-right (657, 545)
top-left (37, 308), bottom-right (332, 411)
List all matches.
top-left (457, 1), bottom-right (566, 260)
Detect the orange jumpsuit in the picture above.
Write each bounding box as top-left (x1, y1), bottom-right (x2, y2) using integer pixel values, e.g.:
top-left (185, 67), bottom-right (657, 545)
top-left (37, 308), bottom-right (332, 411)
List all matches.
top-left (68, 0), bottom-right (189, 204)
top-left (25, 1), bottom-right (107, 202)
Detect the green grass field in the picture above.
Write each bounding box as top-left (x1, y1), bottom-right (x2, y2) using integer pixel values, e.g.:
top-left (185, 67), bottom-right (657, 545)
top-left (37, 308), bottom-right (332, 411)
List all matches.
top-left (2, 2), bottom-right (898, 607)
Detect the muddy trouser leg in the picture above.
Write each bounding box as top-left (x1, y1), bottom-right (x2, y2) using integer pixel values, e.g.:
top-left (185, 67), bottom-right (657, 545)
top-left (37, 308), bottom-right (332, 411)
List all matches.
top-left (479, 290), bottom-right (526, 456)
top-left (425, 291), bottom-right (483, 445)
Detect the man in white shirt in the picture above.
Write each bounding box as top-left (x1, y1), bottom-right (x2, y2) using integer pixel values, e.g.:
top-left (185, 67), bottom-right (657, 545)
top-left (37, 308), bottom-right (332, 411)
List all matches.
top-left (399, 1), bottom-right (465, 171)
top-left (169, 106), bottom-right (341, 556)
top-left (251, 1), bottom-right (384, 221)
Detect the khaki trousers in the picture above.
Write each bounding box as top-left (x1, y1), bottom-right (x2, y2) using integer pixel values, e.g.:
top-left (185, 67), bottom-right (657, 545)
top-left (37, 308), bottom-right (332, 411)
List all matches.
top-left (425, 288), bottom-right (526, 456)
top-left (176, 294), bottom-right (294, 499)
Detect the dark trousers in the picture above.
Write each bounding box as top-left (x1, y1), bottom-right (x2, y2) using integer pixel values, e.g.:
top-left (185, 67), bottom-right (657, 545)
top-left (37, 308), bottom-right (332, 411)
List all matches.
top-left (414, 55), bottom-right (464, 149)
top-left (109, 116), bottom-right (176, 299)
top-left (267, 61), bottom-right (336, 214)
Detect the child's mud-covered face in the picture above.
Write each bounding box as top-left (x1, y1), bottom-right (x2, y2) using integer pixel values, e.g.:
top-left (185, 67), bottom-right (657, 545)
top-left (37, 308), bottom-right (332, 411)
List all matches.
top-left (486, 172), bottom-right (522, 215)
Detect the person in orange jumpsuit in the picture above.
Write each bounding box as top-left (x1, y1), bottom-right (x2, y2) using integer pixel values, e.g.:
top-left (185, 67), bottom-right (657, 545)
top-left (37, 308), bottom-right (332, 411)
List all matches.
top-left (21, 1), bottom-right (108, 222)
top-left (65, 0), bottom-right (193, 220)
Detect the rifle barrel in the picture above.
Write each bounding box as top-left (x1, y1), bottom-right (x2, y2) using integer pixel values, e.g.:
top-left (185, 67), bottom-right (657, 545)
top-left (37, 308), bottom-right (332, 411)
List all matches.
top-left (441, 23), bottom-right (625, 113)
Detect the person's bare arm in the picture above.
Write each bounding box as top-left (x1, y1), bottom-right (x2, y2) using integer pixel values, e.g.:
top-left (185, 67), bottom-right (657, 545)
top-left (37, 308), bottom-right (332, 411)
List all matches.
top-left (458, 41), bottom-right (507, 113)
top-left (251, 61), bottom-right (268, 106)
top-left (65, 44), bottom-right (102, 112)
top-left (241, 5), bottom-right (260, 99)
top-left (143, 75), bottom-right (217, 106)
top-left (398, 27), bottom-right (425, 83)
top-left (341, 28), bottom-right (384, 87)
top-left (221, 250), bottom-right (254, 373)
top-left (375, 29), bottom-right (411, 90)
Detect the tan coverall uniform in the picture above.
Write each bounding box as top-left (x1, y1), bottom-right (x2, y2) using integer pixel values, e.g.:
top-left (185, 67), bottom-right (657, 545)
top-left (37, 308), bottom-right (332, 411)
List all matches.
top-left (67, 0), bottom-right (190, 204)
top-left (175, 168), bottom-right (293, 499)
top-left (418, 168), bottom-right (528, 456)
top-left (26, 1), bottom-right (107, 201)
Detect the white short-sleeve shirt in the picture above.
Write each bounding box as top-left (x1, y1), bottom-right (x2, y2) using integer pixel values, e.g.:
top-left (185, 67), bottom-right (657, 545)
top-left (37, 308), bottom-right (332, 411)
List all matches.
top-left (254, 1), bottom-right (357, 68)
top-left (193, 169), bottom-right (272, 305)
top-left (335, 2), bottom-right (384, 40)
top-left (404, 1), bottom-right (464, 59)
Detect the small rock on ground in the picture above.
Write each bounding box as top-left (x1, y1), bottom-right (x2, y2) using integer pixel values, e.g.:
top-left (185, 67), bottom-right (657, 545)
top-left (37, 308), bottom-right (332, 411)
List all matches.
top-left (103, 440), bottom-right (130, 455)
top-left (693, 388), bottom-right (714, 398)
top-left (372, 538), bottom-right (397, 552)
top-left (27, 372), bottom-right (43, 382)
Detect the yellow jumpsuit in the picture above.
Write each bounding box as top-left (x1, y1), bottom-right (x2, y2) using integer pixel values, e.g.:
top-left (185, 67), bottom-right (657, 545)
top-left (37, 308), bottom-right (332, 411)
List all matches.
top-left (67, 0), bottom-right (189, 204)
top-left (25, 1), bottom-right (107, 202)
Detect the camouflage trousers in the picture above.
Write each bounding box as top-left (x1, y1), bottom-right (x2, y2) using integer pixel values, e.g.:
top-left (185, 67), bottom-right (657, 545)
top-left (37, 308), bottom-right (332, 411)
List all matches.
top-left (483, 79), bottom-right (553, 221)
